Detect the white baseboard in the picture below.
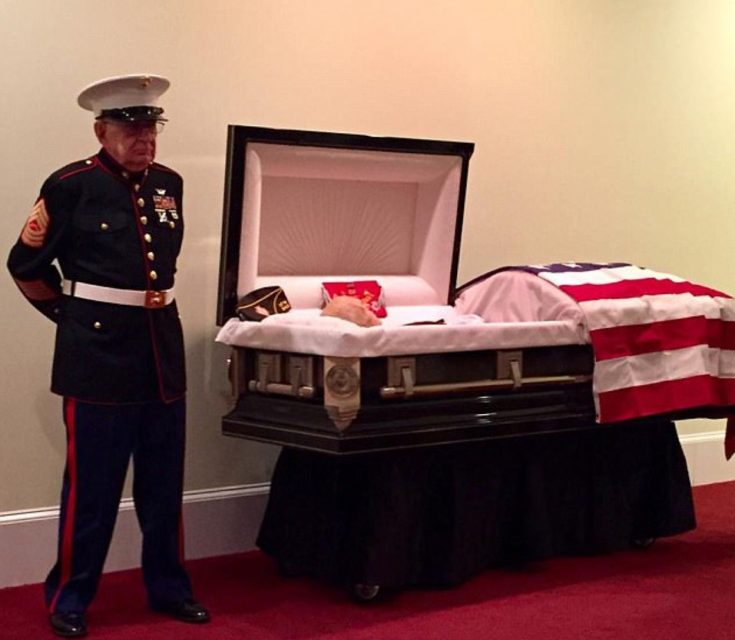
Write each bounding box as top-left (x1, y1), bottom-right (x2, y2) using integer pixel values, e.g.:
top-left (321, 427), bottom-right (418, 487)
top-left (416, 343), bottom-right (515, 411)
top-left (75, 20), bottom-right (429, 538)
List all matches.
top-left (0, 483), bottom-right (270, 589)
top-left (1, 433), bottom-right (733, 589)
top-left (679, 430), bottom-right (735, 486)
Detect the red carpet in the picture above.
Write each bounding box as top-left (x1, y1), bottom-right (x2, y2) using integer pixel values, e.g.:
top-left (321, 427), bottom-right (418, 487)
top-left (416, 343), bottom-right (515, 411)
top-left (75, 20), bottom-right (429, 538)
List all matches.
top-left (2, 481), bottom-right (734, 640)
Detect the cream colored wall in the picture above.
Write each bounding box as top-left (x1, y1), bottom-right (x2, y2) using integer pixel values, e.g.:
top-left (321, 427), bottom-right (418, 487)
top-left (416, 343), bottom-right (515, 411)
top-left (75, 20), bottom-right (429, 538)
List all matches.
top-left (1, 0), bottom-right (734, 511)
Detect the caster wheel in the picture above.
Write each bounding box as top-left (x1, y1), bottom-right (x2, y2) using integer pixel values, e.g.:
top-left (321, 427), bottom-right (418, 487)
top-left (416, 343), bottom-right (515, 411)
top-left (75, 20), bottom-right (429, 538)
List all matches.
top-left (631, 537), bottom-right (656, 549)
top-left (350, 583), bottom-right (381, 602)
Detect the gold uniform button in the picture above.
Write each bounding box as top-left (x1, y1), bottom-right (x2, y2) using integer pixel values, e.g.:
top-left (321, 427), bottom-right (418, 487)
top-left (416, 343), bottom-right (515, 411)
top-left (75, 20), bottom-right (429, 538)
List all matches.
top-left (169, 221), bottom-right (176, 229)
top-left (150, 270), bottom-right (158, 280)
top-left (93, 321), bottom-right (102, 330)
top-left (144, 233), bottom-right (152, 243)
top-left (140, 216), bottom-right (148, 225)
top-left (100, 223), bottom-right (109, 231)
top-left (137, 198), bottom-right (145, 207)
top-left (134, 184), bottom-right (141, 192)
top-left (85, 159), bottom-right (93, 165)
top-left (122, 171), bottom-right (129, 179)
top-left (147, 251), bottom-right (155, 260)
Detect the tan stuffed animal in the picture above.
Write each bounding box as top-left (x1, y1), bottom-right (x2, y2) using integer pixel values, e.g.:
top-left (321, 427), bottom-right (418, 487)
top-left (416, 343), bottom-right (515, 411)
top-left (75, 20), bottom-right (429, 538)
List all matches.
top-left (321, 295), bottom-right (381, 327)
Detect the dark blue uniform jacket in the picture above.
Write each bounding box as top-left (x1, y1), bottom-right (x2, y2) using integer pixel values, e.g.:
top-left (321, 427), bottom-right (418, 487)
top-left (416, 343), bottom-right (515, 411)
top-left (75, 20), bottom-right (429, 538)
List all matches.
top-left (7, 149), bottom-right (186, 403)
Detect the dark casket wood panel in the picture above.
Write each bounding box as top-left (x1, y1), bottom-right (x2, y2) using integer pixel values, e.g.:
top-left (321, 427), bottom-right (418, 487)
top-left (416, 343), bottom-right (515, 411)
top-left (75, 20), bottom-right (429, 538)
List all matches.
top-left (223, 343), bottom-right (596, 453)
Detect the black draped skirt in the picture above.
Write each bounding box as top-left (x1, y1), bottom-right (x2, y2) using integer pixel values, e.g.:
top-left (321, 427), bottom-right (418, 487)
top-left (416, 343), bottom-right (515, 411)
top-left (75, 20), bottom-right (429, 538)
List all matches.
top-left (257, 418), bottom-right (695, 589)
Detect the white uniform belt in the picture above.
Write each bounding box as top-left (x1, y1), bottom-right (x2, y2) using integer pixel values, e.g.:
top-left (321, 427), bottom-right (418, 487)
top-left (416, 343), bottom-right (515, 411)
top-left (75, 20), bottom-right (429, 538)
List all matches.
top-left (62, 280), bottom-right (175, 309)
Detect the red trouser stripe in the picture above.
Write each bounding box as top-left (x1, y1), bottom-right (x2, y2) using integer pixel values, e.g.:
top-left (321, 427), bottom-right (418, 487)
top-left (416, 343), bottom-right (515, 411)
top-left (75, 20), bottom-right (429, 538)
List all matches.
top-left (49, 398), bottom-right (79, 613)
top-left (179, 514), bottom-right (185, 565)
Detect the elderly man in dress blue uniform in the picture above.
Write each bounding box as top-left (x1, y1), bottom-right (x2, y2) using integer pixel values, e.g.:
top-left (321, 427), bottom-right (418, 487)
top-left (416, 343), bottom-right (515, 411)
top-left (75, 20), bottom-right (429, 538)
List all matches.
top-left (7, 74), bottom-right (209, 637)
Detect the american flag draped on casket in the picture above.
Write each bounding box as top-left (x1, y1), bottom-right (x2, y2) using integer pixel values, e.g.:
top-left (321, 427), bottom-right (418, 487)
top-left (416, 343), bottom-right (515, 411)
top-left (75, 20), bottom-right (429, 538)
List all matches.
top-left (480, 262), bottom-right (735, 456)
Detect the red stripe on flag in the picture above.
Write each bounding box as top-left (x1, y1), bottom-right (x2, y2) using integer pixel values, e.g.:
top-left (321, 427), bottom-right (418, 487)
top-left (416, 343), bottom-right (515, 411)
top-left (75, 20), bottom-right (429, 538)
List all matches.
top-left (598, 376), bottom-right (735, 423)
top-left (49, 398), bottom-right (79, 613)
top-left (558, 278), bottom-right (731, 302)
top-left (590, 317), bottom-right (735, 360)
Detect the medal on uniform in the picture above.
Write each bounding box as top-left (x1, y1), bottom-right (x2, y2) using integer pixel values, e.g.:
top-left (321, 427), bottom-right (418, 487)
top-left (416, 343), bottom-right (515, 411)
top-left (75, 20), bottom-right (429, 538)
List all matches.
top-left (153, 191), bottom-right (178, 225)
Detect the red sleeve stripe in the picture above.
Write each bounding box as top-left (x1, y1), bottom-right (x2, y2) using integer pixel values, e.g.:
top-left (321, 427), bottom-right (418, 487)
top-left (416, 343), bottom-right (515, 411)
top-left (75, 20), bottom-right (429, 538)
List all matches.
top-left (14, 277), bottom-right (61, 301)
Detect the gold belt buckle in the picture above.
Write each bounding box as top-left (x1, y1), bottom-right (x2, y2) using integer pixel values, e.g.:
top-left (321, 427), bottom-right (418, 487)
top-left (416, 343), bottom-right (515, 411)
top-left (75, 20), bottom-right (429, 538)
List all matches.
top-left (145, 290), bottom-right (165, 308)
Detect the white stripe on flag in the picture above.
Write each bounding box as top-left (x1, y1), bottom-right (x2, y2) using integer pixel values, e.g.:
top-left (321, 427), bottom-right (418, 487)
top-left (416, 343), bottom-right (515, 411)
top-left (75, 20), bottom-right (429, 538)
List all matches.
top-left (578, 295), bottom-right (735, 330)
top-left (539, 265), bottom-right (685, 287)
top-left (594, 346), bottom-right (735, 393)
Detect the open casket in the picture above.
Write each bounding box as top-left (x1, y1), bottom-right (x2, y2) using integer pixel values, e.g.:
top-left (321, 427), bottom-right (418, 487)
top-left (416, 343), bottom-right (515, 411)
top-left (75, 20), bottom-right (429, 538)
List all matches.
top-left (216, 126), bottom-right (735, 455)
top-left (215, 126), bottom-right (604, 454)
top-left (213, 126), bottom-right (735, 595)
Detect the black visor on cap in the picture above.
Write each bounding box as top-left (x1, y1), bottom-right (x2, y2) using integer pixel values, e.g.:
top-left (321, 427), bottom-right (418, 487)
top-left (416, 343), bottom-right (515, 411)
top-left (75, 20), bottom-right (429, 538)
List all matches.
top-left (97, 106), bottom-right (167, 122)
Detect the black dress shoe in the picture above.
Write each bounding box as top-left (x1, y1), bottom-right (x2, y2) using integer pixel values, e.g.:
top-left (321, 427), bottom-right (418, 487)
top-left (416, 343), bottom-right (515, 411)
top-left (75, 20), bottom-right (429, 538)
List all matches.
top-left (152, 598), bottom-right (210, 623)
top-left (49, 612), bottom-right (88, 637)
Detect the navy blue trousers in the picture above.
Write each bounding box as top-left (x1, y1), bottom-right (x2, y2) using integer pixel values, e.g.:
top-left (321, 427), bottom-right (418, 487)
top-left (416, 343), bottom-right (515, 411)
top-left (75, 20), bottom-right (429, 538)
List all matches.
top-left (45, 397), bottom-right (193, 614)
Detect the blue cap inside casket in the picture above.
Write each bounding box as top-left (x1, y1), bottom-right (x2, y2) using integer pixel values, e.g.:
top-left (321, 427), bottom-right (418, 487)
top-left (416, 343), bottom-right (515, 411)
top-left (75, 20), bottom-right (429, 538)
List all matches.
top-left (217, 126), bottom-right (474, 325)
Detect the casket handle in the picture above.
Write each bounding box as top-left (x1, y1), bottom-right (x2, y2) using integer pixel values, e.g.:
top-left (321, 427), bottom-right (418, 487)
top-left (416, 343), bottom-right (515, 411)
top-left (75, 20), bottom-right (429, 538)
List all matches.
top-left (248, 380), bottom-right (316, 398)
top-left (247, 352), bottom-right (316, 399)
top-left (379, 374), bottom-right (592, 399)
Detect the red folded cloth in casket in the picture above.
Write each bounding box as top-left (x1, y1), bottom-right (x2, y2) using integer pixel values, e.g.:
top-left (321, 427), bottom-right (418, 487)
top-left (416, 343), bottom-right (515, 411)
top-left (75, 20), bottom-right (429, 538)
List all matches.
top-left (322, 280), bottom-right (387, 318)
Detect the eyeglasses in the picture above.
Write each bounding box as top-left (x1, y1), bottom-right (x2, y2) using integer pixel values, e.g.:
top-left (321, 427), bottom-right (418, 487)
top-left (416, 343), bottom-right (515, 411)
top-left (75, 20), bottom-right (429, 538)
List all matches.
top-left (105, 120), bottom-right (165, 136)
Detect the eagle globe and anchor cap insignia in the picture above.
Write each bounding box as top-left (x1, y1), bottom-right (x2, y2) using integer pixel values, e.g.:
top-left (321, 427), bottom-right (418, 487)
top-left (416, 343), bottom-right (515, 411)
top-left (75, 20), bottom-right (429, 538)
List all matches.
top-left (77, 73), bottom-right (170, 121)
